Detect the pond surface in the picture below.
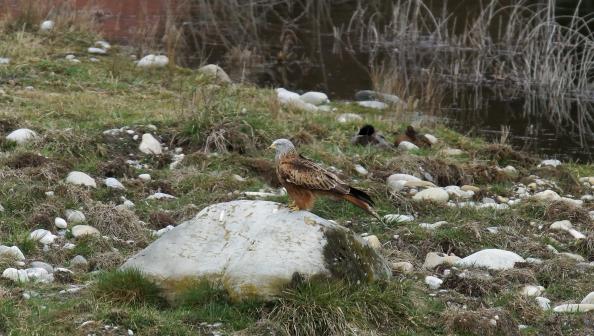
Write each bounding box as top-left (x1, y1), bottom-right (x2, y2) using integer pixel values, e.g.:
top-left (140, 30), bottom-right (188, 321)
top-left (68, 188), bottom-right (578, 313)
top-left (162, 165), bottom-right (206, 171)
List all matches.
top-left (6, 0), bottom-right (593, 162)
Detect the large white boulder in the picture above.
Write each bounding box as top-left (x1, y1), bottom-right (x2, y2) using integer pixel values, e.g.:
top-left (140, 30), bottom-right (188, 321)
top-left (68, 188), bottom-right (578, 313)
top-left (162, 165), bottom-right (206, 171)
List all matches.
top-left (412, 187), bottom-right (449, 203)
top-left (455, 249), bottom-right (525, 271)
top-left (6, 128), bottom-right (37, 144)
top-left (121, 200), bottom-right (390, 299)
top-left (276, 89), bottom-right (318, 112)
top-left (0, 245), bottom-right (25, 260)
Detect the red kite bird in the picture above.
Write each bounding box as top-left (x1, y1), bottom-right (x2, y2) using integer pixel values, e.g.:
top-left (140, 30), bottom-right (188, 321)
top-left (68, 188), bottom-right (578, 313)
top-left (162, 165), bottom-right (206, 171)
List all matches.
top-left (269, 139), bottom-right (379, 219)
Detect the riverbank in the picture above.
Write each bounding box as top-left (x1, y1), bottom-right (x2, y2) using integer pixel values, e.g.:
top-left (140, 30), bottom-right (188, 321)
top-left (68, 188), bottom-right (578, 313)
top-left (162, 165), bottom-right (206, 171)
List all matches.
top-left (0, 22), bottom-right (594, 335)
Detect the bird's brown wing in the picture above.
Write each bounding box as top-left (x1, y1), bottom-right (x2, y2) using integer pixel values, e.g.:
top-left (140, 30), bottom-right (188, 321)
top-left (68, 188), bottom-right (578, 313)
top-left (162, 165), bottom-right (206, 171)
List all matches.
top-left (278, 154), bottom-right (350, 195)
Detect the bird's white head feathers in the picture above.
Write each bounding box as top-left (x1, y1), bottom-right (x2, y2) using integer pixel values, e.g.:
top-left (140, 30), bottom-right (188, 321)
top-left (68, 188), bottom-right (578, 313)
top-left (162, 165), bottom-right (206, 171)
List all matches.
top-left (270, 138), bottom-right (295, 161)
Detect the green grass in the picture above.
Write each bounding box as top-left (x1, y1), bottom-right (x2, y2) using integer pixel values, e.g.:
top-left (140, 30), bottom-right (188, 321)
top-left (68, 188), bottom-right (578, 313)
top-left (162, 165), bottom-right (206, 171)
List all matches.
top-left (94, 269), bottom-right (166, 307)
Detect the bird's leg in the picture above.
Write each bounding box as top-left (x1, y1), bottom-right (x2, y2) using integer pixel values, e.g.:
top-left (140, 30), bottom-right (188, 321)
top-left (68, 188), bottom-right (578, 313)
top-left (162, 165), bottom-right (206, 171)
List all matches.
top-left (287, 200), bottom-right (300, 212)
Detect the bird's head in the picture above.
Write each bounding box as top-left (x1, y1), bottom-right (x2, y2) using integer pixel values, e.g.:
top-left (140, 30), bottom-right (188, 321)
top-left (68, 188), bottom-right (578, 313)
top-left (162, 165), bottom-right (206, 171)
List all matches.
top-left (269, 139), bottom-right (295, 159)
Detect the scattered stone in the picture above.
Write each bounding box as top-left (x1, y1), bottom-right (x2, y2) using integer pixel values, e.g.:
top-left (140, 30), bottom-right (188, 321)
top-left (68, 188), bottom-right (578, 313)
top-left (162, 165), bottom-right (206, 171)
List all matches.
top-left (139, 133), bottom-right (163, 155)
top-left (532, 190), bottom-right (561, 202)
top-left (387, 174), bottom-right (422, 192)
top-left (30, 229), bottom-right (57, 245)
top-left (336, 113), bottom-right (362, 123)
top-left (121, 200), bottom-right (391, 299)
top-left (65, 210), bottom-right (85, 224)
top-left (503, 165), bottom-right (518, 177)
top-left (0, 57), bottom-right (10, 65)
top-left (520, 285), bottom-right (545, 297)
top-left (300, 92), bottom-right (329, 105)
top-left (558, 252), bottom-right (585, 262)
top-left (147, 192), bottom-right (176, 200)
top-left (87, 47), bottom-right (107, 54)
top-left (383, 214), bottom-right (415, 223)
top-left (445, 186), bottom-right (474, 199)
top-left (535, 297), bottom-right (551, 310)
top-left (2, 268), bottom-right (27, 282)
top-left (137, 54), bottom-right (169, 68)
top-left (391, 261), bottom-right (414, 274)
top-left (54, 217), bottom-right (67, 229)
top-left (455, 249), bottom-right (525, 271)
top-left (412, 187), bottom-right (449, 203)
top-left (138, 174), bottom-right (151, 181)
top-left (66, 171), bottom-right (96, 188)
top-left (550, 220), bottom-right (586, 239)
top-left (553, 304), bottom-right (594, 313)
top-left (95, 40), bottom-right (111, 50)
top-left (6, 128), bottom-right (37, 144)
top-left (357, 101), bottom-right (387, 109)
top-left (539, 159), bottom-right (562, 168)
top-left (0, 245), bottom-right (25, 260)
top-left (198, 64), bottom-right (232, 83)
top-left (424, 276), bottom-right (443, 289)
top-left (419, 221), bottom-right (447, 230)
top-left (40, 20), bottom-right (55, 31)
top-left (354, 164), bottom-right (368, 176)
top-left (71, 225), bottom-right (100, 238)
top-left (581, 292), bottom-right (594, 304)
top-left (424, 134), bottom-right (438, 144)
top-left (105, 177), bottom-right (126, 190)
top-left (70, 255), bottom-right (89, 269)
top-left (423, 252), bottom-right (460, 269)
top-left (30, 261), bottom-right (53, 273)
top-left (461, 185), bottom-right (480, 192)
top-left (398, 141), bottom-right (419, 151)
top-left (362, 235), bottom-right (382, 250)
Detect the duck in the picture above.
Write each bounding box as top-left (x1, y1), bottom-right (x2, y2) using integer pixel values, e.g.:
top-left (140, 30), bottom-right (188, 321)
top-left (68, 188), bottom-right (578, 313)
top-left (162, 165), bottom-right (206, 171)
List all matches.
top-left (351, 124), bottom-right (392, 148)
top-left (394, 125), bottom-right (432, 148)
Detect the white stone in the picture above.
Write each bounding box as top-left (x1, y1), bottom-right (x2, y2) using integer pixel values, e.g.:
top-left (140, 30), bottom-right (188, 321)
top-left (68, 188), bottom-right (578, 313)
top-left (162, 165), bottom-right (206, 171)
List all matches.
top-left (387, 174), bottom-right (421, 192)
top-left (423, 134), bottom-right (438, 144)
top-left (30, 229), bottom-right (57, 245)
top-left (357, 101), bottom-right (387, 109)
top-left (539, 159), bottom-right (562, 168)
top-left (550, 220), bottom-right (586, 239)
top-left (503, 165), bottom-right (518, 176)
top-left (383, 214), bottom-right (415, 224)
top-left (154, 225), bottom-right (175, 237)
top-left (138, 174), bottom-right (151, 181)
top-left (423, 252), bottom-right (460, 269)
top-left (0, 57), bottom-right (10, 65)
top-left (354, 164), bottom-right (368, 176)
top-left (363, 235), bottom-right (382, 250)
top-left (553, 304), bottom-right (594, 313)
top-left (520, 285), bottom-right (545, 297)
top-left (25, 267), bottom-right (52, 282)
top-left (536, 297), bottom-right (551, 310)
top-left (198, 64), bottom-right (231, 83)
top-left (336, 113), bottom-right (362, 123)
top-left (0, 246), bottom-right (25, 260)
top-left (526, 257), bottom-right (543, 264)
top-left (419, 221), bottom-right (447, 230)
top-left (40, 20), bottom-right (54, 31)
top-left (147, 192), bottom-right (176, 200)
top-left (445, 186), bottom-right (474, 199)
top-left (139, 133), bottom-right (162, 155)
top-left (532, 190), bottom-right (561, 202)
top-left (398, 141), bottom-right (419, 151)
top-left (105, 177), bottom-right (125, 190)
top-left (54, 217), bottom-right (67, 229)
top-left (30, 261), bottom-right (53, 273)
top-left (121, 200), bottom-right (390, 299)
top-left (65, 210), bottom-right (85, 224)
top-left (71, 225), bottom-right (100, 238)
top-left (6, 128), bottom-right (37, 144)
top-left (87, 47), bottom-right (107, 54)
top-left (70, 255), bottom-right (88, 268)
top-left (559, 252), bottom-right (585, 262)
top-left (424, 276), bottom-right (443, 289)
top-left (413, 188), bottom-right (449, 203)
top-left (137, 54), bottom-right (169, 68)
top-left (581, 292), bottom-right (594, 304)
top-left (0, 203), bottom-right (3, 212)
top-left (2, 268), bottom-right (27, 282)
top-left (277, 90), bottom-right (318, 112)
top-left (66, 171), bottom-right (96, 187)
top-left (300, 92), bottom-right (329, 106)
top-left (455, 249), bottom-right (525, 270)
top-left (65, 54), bottom-right (76, 61)
top-left (391, 261), bottom-right (414, 274)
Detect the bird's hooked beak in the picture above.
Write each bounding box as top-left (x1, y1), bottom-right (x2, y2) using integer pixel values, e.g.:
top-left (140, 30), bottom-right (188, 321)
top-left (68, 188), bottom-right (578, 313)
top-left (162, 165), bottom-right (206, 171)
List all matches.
top-left (268, 143), bottom-right (276, 150)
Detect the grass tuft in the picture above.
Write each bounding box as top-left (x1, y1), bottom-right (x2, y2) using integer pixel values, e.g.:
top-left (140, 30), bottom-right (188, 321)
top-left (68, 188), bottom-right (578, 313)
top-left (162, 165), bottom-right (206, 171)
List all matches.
top-left (94, 269), bottom-right (166, 307)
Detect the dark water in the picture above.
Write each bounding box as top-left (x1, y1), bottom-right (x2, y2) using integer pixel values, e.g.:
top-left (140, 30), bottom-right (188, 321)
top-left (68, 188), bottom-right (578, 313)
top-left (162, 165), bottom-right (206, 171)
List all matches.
top-left (6, 0), bottom-right (593, 162)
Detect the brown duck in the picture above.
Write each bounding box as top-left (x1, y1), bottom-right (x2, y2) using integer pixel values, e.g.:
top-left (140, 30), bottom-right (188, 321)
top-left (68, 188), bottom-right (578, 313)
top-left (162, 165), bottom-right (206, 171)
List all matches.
top-left (394, 126), bottom-right (432, 148)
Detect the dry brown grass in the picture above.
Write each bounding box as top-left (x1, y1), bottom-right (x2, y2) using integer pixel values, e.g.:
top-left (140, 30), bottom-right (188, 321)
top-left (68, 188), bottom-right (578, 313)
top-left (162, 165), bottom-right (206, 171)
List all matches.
top-left (443, 307), bottom-right (519, 336)
top-left (85, 201), bottom-right (149, 244)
